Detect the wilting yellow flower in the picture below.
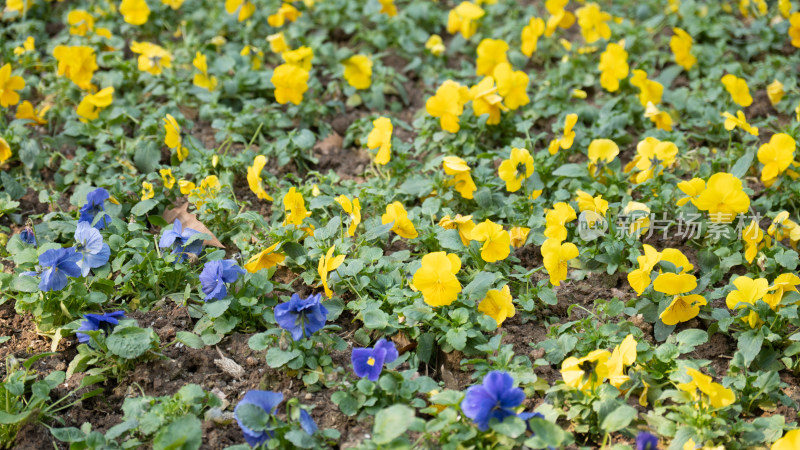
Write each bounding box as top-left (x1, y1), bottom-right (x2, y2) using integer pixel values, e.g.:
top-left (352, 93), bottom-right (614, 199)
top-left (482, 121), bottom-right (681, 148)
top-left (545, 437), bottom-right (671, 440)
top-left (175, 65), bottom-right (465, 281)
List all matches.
top-left (625, 137), bottom-right (678, 183)
top-left (282, 46), bottom-right (314, 71)
top-left (140, 182), bottom-right (154, 201)
top-left (544, 0), bottom-right (576, 36)
top-left (283, 187), bottom-right (309, 227)
top-left (598, 41), bottom-right (628, 92)
top-left (162, 0), bottom-right (184, 9)
top-left (67, 10), bottom-right (95, 36)
top-left (367, 117), bottom-right (392, 165)
top-left (661, 293), bottom-right (707, 326)
top-left (790, 12), bottom-right (800, 47)
top-left (439, 214), bottom-right (476, 246)
top-left (587, 138), bottom-right (619, 175)
top-left (521, 17), bottom-right (545, 56)
top-left (677, 368), bottom-right (735, 409)
top-left (544, 202), bottom-right (577, 241)
top-left (76, 87), bottom-right (114, 122)
top-left (130, 42), bottom-right (172, 75)
top-left (271, 63), bottom-right (310, 105)
top-left (726, 275), bottom-right (770, 327)
top-left (773, 430), bottom-right (800, 450)
top-left (721, 74), bottom-right (753, 107)
top-left (426, 80), bottom-right (470, 133)
top-left (412, 252), bottom-right (462, 307)
top-left (471, 219), bottom-right (511, 263)
top-left (767, 79), bottom-right (784, 106)
top-left (335, 195), bottom-right (361, 237)
top-left (13, 36), bottom-right (35, 56)
top-left (767, 211), bottom-right (799, 243)
top-left (342, 55), bottom-right (373, 90)
top-left (693, 172), bottom-right (750, 223)
top-left (163, 114), bottom-right (189, 161)
top-left (758, 133), bottom-right (795, 184)
top-left (189, 175), bottom-right (221, 207)
top-left (225, 0), bottom-right (255, 21)
top-left (476, 39), bottom-right (508, 76)
top-left (742, 220), bottom-right (764, 264)
top-left (606, 334), bottom-right (637, 388)
top-left (560, 349), bottom-right (610, 392)
top-left (542, 238), bottom-right (579, 286)
top-left (493, 62), bottom-right (530, 110)
top-left (192, 52), bottom-right (218, 91)
top-left (53, 45), bottom-right (98, 90)
top-left (378, 0), bottom-right (397, 16)
top-left (446, 2), bottom-right (485, 39)
top-left (120, 0), bottom-right (150, 25)
top-left (469, 76), bottom-right (506, 125)
top-left (575, 2), bottom-right (611, 43)
top-left (425, 35), bottom-right (445, 56)
top-left (442, 156), bottom-right (477, 199)
top-left (644, 102), bottom-right (673, 131)
top-left (670, 27), bottom-right (696, 70)
top-left (478, 285), bottom-right (515, 326)
top-left (575, 190), bottom-right (608, 216)
top-left (676, 178), bottom-right (705, 207)
top-left (267, 33), bottom-right (289, 53)
top-left (721, 110), bottom-right (758, 136)
top-left (630, 69), bottom-right (663, 107)
top-left (509, 227), bottom-right (530, 248)
top-left (627, 244), bottom-right (660, 295)
top-left (15, 101), bottom-right (48, 125)
top-left (764, 273), bottom-right (800, 310)
top-left (318, 245), bottom-right (345, 298)
top-left (159, 168), bottom-right (175, 189)
top-left (498, 147), bottom-right (534, 192)
top-left (267, 2), bottom-right (301, 27)
top-left (178, 179), bottom-right (196, 195)
top-left (0, 64), bottom-right (24, 109)
top-left (382, 201), bottom-right (418, 239)
top-left (5, 0), bottom-right (34, 14)
top-left (245, 243), bottom-right (285, 273)
top-left (247, 155), bottom-right (273, 201)
top-left (0, 138), bottom-right (11, 164)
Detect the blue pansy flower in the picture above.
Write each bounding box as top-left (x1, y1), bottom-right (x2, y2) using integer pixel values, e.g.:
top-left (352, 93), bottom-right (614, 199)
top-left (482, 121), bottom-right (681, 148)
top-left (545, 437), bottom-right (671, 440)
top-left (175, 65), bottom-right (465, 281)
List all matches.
top-left (461, 371), bottom-right (525, 431)
top-left (274, 293), bottom-right (328, 341)
top-left (299, 409), bottom-right (318, 435)
top-left (199, 259), bottom-right (246, 300)
top-left (76, 311), bottom-right (126, 344)
top-left (79, 188), bottom-right (112, 230)
top-left (636, 432), bottom-right (660, 450)
top-left (158, 219), bottom-right (203, 261)
top-left (234, 390), bottom-right (284, 448)
top-left (351, 338), bottom-right (399, 382)
top-left (39, 248), bottom-right (82, 292)
top-left (74, 222), bottom-right (111, 277)
top-left (20, 227), bottom-right (36, 246)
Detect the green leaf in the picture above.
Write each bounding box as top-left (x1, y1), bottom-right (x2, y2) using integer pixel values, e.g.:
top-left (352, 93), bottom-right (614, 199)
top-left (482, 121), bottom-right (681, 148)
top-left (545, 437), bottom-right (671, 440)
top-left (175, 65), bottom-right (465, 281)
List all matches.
top-left (537, 287), bottom-right (558, 306)
top-left (373, 404), bottom-right (415, 444)
top-left (463, 271), bottom-right (499, 301)
top-left (285, 430), bottom-right (315, 449)
top-left (11, 275), bottom-right (39, 293)
top-left (737, 329), bottom-right (764, 368)
top-left (730, 151), bottom-right (753, 179)
top-left (362, 309), bottom-right (389, 329)
top-left (363, 222), bottom-right (394, 241)
top-left (776, 250), bottom-right (799, 271)
top-left (131, 199), bottom-right (158, 216)
top-left (176, 331), bottom-right (205, 349)
top-left (525, 418), bottom-right (569, 448)
top-left (265, 348), bottom-right (302, 368)
top-left (416, 333), bottom-right (434, 364)
top-left (490, 416), bottom-right (526, 438)
top-left (153, 415), bottom-right (202, 450)
top-left (234, 403), bottom-right (270, 432)
top-left (675, 329), bottom-right (708, 354)
top-left (202, 299), bottom-right (230, 319)
top-left (600, 404), bottom-right (637, 432)
top-left (436, 228), bottom-right (463, 250)
top-left (107, 327), bottom-right (154, 359)
top-left (551, 163), bottom-right (585, 178)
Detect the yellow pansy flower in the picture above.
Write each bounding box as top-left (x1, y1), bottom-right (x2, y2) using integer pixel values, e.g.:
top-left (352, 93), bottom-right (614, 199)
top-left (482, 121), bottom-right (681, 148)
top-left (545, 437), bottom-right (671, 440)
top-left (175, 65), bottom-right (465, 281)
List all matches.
top-left (575, 2), bottom-right (612, 43)
top-left (521, 17), bottom-right (545, 57)
top-left (693, 172), bottom-right (750, 223)
top-left (267, 33), bottom-right (289, 53)
top-left (475, 39), bottom-right (508, 76)
top-left (159, 168), bottom-right (176, 189)
top-left (742, 220), bottom-right (764, 264)
top-left (560, 349), bottom-right (610, 392)
top-left (670, 28), bottom-right (696, 70)
top-left (757, 133), bottom-right (795, 184)
top-left (469, 76), bottom-right (506, 125)
top-left (0, 138), bottom-right (11, 164)
top-left (378, 0), bottom-right (397, 16)
top-left (247, 155), bottom-right (273, 201)
top-left (425, 35), bottom-right (445, 56)
top-left (367, 117), bottom-right (392, 165)
top-left (271, 63), bottom-right (310, 105)
top-left (721, 110), bottom-right (758, 136)
top-left (644, 102), bottom-right (674, 131)
top-left (245, 243), bottom-right (286, 273)
top-left (438, 214), bottom-right (476, 246)
top-left (267, 2), bottom-right (301, 27)
top-left (192, 52), bottom-right (218, 91)
top-left (120, 0), bottom-right (150, 25)
top-left (544, 202), bottom-right (576, 241)
top-left (471, 219), bottom-right (511, 263)
top-left (283, 187), bottom-right (309, 227)
top-left (478, 285), bottom-right (515, 326)
top-left (773, 430), bottom-right (800, 450)
top-left (446, 2), bottom-right (485, 39)
top-left (598, 41), bottom-right (628, 92)
top-left (627, 244), bottom-right (661, 295)
top-left (76, 87), bottom-right (114, 122)
top-left (630, 69), bottom-right (663, 107)
top-left (130, 42), bottom-right (172, 75)
top-left (493, 62), bottom-right (530, 110)
top-left (721, 74), bottom-right (753, 107)
top-left (442, 156), bottom-right (477, 200)
top-left (334, 195), bottom-right (361, 237)
top-left (225, 0), bottom-right (256, 21)
top-left (497, 147), bottom-right (534, 192)
top-left (381, 201), bottom-right (418, 239)
top-left (542, 237), bottom-right (579, 286)
top-left (412, 252), bottom-right (462, 307)
top-left (509, 227), bottom-right (530, 248)
top-left (606, 334), bottom-right (637, 388)
top-left (425, 80), bottom-right (470, 133)
top-left (15, 100), bottom-right (48, 125)
top-left (342, 55), bottom-right (373, 90)
top-left (67, 10), bottom-right (95, 36)
top-left (163, 114), bottom-right (189, 161)
top-left (53, 46), bottom-right (98, 90)
top-left (767, 79), bottom-right (784, 106)
top-left (282, 46), bottom-right (314, 71)
top-left (318, 245), bottom-right (345, 298)
top-left (677, 368), bottom-right (735, 409)
top-left (140, 182), bottom-right (154, 201)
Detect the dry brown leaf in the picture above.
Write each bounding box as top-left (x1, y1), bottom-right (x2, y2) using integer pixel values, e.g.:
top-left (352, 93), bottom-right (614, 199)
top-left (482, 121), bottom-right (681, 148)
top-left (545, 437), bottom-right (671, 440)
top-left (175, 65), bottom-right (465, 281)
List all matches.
top-left (313, 132), bottom-right (343, 157)
top-left (162, 202), bottom-right (225, 248)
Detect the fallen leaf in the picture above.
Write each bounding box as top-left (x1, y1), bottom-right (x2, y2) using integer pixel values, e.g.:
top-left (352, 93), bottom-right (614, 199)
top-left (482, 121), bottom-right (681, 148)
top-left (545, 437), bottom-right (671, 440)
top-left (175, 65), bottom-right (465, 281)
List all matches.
top-left (313, 132), bottom-right (343, 157)
top-left (163, 202), bottom-right (225, 248)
